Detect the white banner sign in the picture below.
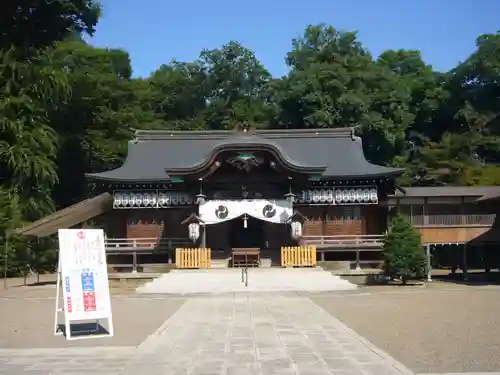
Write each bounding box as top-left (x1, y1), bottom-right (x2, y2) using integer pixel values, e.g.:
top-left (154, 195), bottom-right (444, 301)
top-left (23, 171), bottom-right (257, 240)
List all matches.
top-left (199, 199), bottom-right (293, 225)
top-left (56, 229), bottom-right (113, 340)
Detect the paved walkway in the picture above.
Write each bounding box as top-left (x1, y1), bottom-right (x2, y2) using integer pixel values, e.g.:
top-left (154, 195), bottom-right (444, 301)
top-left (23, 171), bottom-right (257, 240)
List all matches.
top-left (0, 295), bottom-right (414, 374)
top-left (125, 295), bottom-right (413, 375)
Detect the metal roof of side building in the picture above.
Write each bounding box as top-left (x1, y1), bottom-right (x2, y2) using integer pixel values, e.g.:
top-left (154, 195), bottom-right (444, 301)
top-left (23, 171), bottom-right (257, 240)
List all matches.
top-left (85, 128), bottom-right (404, 182)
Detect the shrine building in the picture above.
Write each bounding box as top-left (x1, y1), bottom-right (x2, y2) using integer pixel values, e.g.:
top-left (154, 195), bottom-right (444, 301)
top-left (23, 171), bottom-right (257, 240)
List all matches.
top-left (13, 126), bottom-right (500, 271)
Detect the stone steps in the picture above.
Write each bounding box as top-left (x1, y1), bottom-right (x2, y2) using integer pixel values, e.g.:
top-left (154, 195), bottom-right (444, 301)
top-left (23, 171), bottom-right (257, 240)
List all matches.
top-left (136, 267), bottom-right (357, 294)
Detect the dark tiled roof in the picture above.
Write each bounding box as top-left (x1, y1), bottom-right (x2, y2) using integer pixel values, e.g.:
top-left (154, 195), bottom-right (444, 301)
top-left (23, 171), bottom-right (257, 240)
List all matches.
top-left (393, 186), bottom-right (500, 199)
top-left (85, 128), bottom-right (403, 182)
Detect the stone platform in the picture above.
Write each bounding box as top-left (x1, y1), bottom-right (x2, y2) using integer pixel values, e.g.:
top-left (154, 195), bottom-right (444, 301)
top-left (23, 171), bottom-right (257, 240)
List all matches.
top-left (136, 267), bottom-right (357, 295)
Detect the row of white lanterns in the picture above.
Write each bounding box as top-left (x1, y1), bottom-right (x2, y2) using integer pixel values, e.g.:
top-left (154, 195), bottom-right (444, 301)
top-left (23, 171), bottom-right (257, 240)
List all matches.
top-left (298, 187), bottom-right (378, 204)
top-left (113, 191), bottom-right (194, 208)
top-left (113, 186), bottom-right (378, 209)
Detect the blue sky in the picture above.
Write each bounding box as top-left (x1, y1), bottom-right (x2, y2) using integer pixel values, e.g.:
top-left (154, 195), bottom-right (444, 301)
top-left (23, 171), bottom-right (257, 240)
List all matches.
top-left (89, 0), bottom-right (499, 78)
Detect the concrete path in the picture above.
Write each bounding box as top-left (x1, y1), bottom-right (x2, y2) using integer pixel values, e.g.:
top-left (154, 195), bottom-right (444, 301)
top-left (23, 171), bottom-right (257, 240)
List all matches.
top-left (0, 295), bottom-right (414, 374)
top-left (124, 295), bottom-right (413, 375)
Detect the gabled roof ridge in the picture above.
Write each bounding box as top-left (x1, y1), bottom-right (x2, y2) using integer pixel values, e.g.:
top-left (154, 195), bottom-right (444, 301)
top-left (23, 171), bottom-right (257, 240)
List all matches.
top-left (134, 127), bottom-right (355, 141)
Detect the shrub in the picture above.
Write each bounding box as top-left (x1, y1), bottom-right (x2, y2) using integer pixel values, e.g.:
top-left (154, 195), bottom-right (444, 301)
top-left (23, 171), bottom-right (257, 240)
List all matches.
top-left (383, 214), bottom-right (427, 284)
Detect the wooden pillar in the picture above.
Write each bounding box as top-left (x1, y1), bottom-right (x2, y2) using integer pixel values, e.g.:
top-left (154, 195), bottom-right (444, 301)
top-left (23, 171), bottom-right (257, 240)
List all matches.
top-left (460, 197), bottom-right (468, 280)
top-left (201, 224), bottom-right (207, 248)
top-left (3, 235), bottom-right (8, 289)
top-left (423, 198), bottom-right (429, 226)
top-left (463, 243), bottom-right (468, 280)
top-left (132, 252), bottom-right (138, 273)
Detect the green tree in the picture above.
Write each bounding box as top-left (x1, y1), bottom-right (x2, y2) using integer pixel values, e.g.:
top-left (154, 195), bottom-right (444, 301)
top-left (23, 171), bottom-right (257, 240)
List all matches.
top-left (200, 41), bottom-right (273, 130)
top-left (274, 24), bottom-right (414, 166)
top-left (48, 40), bottom-right (156, 207)
top-left (0, 1), bottom-right (100, 277)
top-left (383, 214), bottom-right (427, 284)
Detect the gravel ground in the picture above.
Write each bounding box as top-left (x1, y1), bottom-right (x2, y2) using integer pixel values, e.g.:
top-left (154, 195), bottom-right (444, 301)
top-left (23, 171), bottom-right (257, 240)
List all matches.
top-left (311, 283), bottom-right (500, 374)
top-left (0, 288), bottom-right (186, 348)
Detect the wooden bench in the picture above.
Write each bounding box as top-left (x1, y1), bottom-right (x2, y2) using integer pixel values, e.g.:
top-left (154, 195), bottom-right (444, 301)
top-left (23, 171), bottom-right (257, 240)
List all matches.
top-left (232, 248), bottom-right (260, 268)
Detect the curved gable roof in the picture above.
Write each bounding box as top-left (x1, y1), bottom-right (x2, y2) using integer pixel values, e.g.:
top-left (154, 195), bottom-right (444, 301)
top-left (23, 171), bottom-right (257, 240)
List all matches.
top-left (86, 128), bottom-right (403, 182)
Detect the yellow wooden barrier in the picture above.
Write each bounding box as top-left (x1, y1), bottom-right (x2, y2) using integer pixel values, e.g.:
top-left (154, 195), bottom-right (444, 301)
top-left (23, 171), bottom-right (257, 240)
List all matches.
top-left (281, 246), bottom-right (317, 267)
top-left (175, 248), bottom-right (211, 269)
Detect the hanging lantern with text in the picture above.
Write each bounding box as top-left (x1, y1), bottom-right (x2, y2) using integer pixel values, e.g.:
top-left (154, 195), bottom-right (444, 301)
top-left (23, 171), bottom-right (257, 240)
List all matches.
top-left (290, 221), bottom-right (303, 239)
top-left (188, 223), bottom-right (200, 242)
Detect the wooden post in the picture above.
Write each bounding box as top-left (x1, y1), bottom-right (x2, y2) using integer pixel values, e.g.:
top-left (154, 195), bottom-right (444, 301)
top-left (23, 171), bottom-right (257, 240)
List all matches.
top-left (132, 252), bottom-right (138, 273)
top-left (463, 243), bottom-right (468, 281)
top-left (355, 238), bottom-right (361, 271)
top-left (201, 224), bottom-right (207, 248)
top-left (426, 244), bottom-right (432, 282)
top-left (3, 235), bottom-right (8, 289)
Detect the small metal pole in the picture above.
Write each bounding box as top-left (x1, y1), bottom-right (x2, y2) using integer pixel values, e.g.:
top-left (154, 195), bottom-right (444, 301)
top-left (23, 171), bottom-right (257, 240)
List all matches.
top-left (241, 267), bottom-right (244, 283)
top-left (244, 267), bottom-right (248, 287)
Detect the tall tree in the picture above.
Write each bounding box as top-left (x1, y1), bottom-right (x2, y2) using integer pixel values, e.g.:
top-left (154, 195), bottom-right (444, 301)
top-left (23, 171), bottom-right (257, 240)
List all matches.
top-left (200, 41), bottom-right (273, 129)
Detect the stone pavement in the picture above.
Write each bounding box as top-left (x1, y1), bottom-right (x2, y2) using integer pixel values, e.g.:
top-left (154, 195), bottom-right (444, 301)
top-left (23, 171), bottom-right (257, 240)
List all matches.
top-left (124, 295), bottom-right (414, 375)
top-left (0, 294), bottom-right (415, 374)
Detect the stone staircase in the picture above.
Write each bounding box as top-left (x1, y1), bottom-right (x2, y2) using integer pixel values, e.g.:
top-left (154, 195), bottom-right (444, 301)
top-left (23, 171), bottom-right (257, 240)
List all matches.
top-left (136, 267), bottom-right (357, 294)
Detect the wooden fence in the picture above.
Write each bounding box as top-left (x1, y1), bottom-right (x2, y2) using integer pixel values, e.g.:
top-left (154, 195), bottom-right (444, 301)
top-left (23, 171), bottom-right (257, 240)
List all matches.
top-left (175, 248), bottom-right (211, 269)
top-left (281, 246), bottom-right (317, 267)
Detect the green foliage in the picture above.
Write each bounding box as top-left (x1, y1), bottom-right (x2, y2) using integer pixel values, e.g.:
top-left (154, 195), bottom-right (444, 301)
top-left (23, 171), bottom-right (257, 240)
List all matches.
top-left (1, 5), bottom-right (500, 276)
top-left (383, 214), bottom-right (427, 283)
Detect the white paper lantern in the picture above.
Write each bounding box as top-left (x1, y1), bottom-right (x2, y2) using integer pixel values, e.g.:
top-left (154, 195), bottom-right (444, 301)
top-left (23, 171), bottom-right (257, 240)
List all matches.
top-left (113, 192), bottom-right (123, 208)
top-left (311, 189), bottom-right (319, 203)
top-left (319, 189), bottom-right (327, 202)
top-left (326, 189), bottom-right (334, 203)
top-left (150, 193), bottom-right (157, 207)
top-left (305, 190), bottom-right (313, 203)
top-left (171, 194), bottom-right (179, 205)
top-left (188, 222), bottom-right (200, 242)
top-left (122, 193), bottom-right (130, 207)
top-left (299, 191), bottom-right (306, 203)
top-left (348, 189), bottom-right (356, 202)
top-left (362, 189), bottom-right (370, 202)
top-left (135, 193), bottom-right (144, 207)
top-left (334, 189), bottom-right (342, 203)
top-left (355, 189), bottom-right (362, 202)
top-left (291, 221), bottom-right (303, 239)
top-left (342, 190), bottom-right (350, 202)
top-left (157, 192), bottom-right (169, 207)
top-left (145, 193), bottom-right (154, 206)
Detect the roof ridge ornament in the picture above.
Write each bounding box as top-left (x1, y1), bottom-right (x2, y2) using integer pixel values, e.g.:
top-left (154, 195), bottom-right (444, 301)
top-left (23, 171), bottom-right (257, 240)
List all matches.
top-left (234, 122), bottom-right (256, 135)
top-left (351, 125), bottom-right (362, 141)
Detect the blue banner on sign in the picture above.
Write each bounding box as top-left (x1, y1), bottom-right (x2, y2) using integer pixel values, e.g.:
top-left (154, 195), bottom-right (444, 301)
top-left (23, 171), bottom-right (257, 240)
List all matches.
top-left (64, 277), bottom-right (71, 293)
top-left (81, 271), bottom-right (95, 292)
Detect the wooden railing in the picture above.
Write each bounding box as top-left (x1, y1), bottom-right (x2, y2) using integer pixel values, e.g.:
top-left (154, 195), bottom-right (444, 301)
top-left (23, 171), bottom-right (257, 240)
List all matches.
top-left (105, 237), bottom-right (191, 273)
top-left (175, 248), bottom-right (211, 269)
top-left (105, 237), bottom-right (190, 253)
top-left (301, 235), bottom-right (385, 248)
top-left (281, 246), bottom-right (317, 267)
